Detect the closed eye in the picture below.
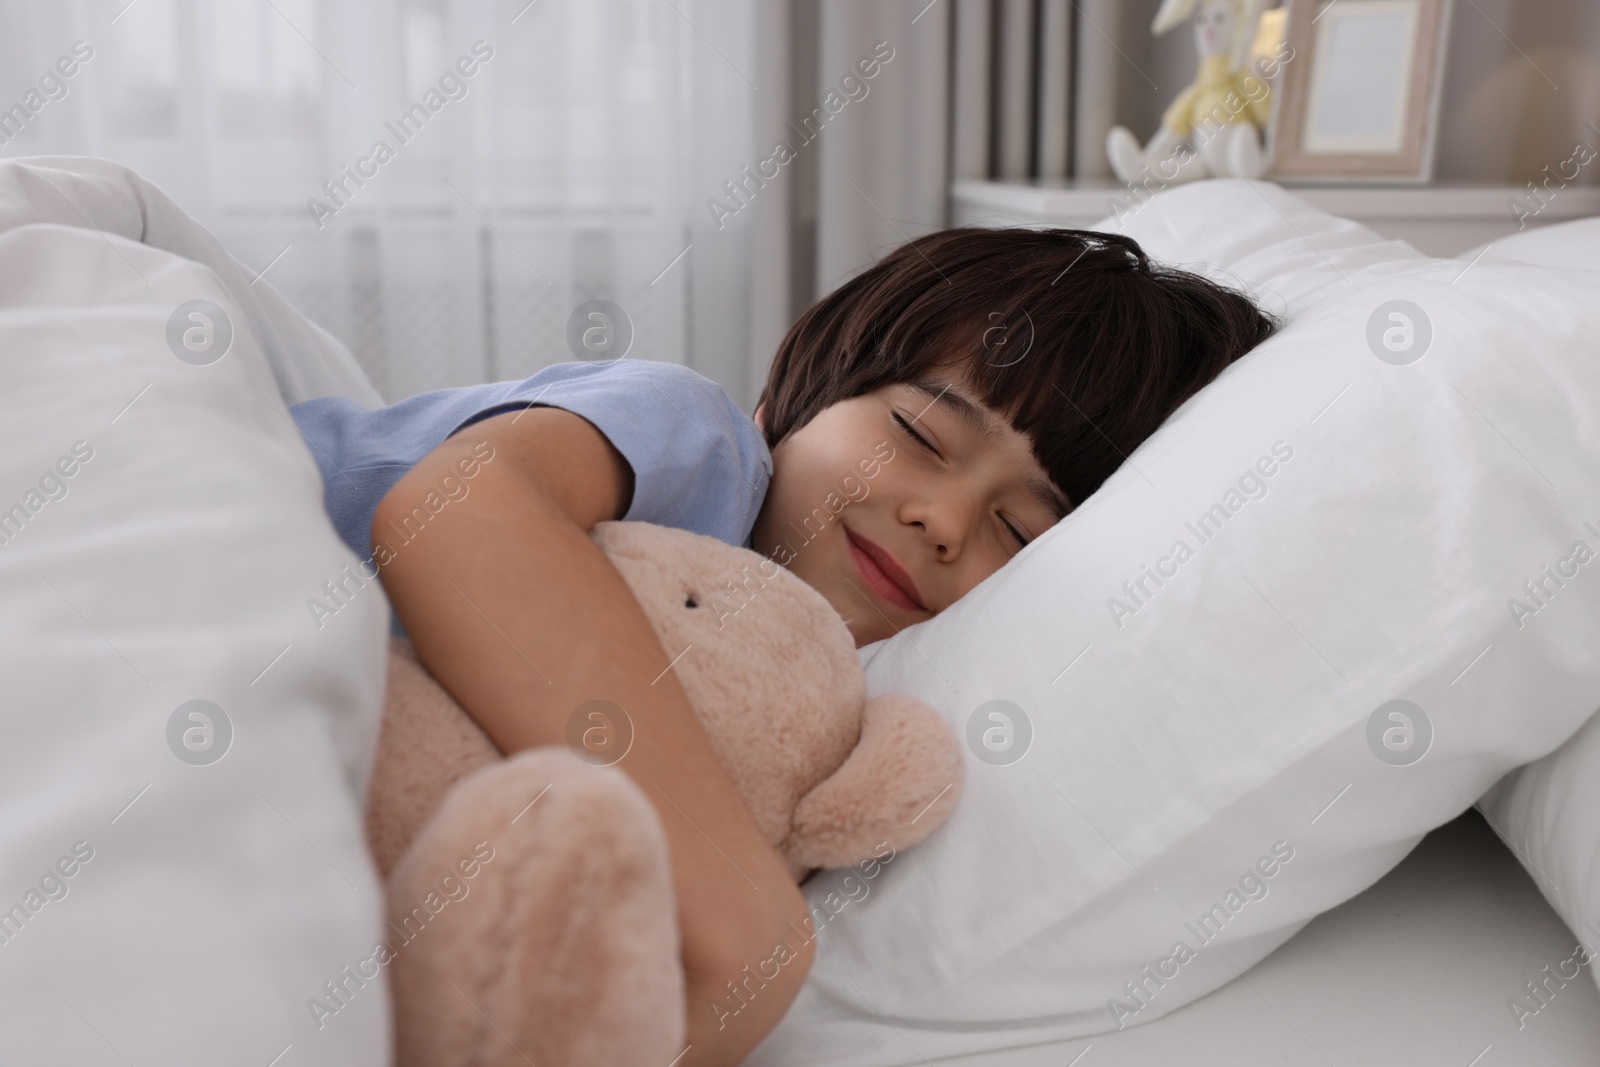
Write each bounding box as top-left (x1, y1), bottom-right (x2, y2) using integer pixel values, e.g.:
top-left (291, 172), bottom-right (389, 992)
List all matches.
top-left (891, 411), bottom-right (939, 457)
top-left (895, 411), bottom-right (1029, 548)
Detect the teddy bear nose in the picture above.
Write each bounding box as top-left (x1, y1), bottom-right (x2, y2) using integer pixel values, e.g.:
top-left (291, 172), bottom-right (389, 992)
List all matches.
top-left (685, 595), bottom-right (698, 608)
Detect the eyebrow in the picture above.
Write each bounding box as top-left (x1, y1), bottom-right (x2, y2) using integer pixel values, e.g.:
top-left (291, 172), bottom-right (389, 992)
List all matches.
top-left (903, 377), bottom-right (1072, 520)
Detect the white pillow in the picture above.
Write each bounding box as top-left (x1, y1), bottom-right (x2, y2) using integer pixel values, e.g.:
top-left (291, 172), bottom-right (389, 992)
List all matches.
top-left (1469, 217), bottom-right (1600, 1002)
top-left (750, 180), bottom-right (1600, 1065)
top-left (0, 210), bottom-right (391, 1064)
top-left (1478, 710), bottom-right (1600, 1001)
top-left (1465, 217), bottom-right (1600, 276)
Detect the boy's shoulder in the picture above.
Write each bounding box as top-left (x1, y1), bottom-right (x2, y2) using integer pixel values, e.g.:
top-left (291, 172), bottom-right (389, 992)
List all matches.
top-left (544, 358), bottom-right (735, 408)
top-left (530, 360), bottom-right (770, 546)
top-left (524, 357), bottom-right (771, 466)
top-left (541, 359), bottom-right (767, 453)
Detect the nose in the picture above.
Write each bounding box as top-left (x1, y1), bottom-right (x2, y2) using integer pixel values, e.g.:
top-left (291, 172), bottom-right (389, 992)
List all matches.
top-left (904, 489), bottom-right (976, 562)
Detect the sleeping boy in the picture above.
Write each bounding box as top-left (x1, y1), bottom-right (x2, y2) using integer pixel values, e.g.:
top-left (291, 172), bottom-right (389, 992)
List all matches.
top-left (289, 225), bottom-right (1276, 1065)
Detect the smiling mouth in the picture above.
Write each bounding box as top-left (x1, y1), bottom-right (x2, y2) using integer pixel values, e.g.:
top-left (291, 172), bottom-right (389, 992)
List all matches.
top-left (845, 528), bottom-right (924, 611)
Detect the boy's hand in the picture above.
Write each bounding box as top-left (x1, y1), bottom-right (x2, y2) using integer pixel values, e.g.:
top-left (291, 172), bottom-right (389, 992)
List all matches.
top-left (372, 405), bottom-right (813, 1066)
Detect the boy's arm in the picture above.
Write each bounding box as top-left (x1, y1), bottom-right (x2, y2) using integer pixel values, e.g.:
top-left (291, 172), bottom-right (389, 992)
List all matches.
top-left (372, 405), bottom-right (812, 1066)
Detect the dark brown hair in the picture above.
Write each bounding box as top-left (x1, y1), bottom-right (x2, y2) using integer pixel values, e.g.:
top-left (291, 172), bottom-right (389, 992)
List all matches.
top-left (756, 227), bottom-right (1280, 510)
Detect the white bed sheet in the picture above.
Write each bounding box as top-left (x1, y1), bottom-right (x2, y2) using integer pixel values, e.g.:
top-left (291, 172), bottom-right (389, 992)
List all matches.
top-left (929, 811), bottom-right (1600, 1066)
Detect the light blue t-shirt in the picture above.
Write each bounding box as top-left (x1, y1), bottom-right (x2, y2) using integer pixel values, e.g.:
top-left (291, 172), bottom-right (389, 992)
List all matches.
top-left (289, 359), bottom-right (773, 634)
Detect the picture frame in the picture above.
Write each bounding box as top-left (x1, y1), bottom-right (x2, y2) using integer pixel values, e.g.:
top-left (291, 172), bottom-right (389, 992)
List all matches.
top-left (1267, 0), bottom-right (1454, 183)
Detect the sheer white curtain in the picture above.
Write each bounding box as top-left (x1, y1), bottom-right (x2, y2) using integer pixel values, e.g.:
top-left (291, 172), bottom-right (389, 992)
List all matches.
top-left (0, 0), bottom-right (953, 408)
top-left (1, 0), bottom-right (713, 403)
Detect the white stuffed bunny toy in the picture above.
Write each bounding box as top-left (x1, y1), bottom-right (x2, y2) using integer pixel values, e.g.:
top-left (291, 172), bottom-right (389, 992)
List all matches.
top-left (1107, 0), bottom-right (1271, 186)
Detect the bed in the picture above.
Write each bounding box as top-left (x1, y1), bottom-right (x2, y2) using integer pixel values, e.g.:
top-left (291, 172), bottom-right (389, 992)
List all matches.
top-left (928, 808), bottom-right (1600, 1065)
top-left (2, 155), bottom-right (1597, 1066)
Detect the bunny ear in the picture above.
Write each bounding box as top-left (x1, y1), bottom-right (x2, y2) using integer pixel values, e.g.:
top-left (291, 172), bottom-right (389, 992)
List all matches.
top-left (1151, 0), bottom-right (1199, 35)
top-left (787, 694), bottom-right (964, 871)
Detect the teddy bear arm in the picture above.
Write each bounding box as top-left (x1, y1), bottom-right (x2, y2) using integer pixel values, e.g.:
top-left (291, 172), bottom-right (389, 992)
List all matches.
top-left (787, 694), bottom-right (965, 871)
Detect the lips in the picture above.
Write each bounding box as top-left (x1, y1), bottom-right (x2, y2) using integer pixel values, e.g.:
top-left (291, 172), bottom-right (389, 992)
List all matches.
top-left (845, 528), bottom-right (925, 611)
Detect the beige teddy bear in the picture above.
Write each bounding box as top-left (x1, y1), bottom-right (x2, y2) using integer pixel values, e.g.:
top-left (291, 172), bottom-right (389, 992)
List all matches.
top-left (362, 520), bottom-right (965, 1066)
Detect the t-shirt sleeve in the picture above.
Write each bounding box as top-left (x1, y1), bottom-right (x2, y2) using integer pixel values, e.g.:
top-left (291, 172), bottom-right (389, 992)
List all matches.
top-left (452, 359), bottom-right (773, 549)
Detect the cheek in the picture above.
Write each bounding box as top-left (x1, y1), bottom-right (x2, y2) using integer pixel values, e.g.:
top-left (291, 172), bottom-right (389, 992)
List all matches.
top-left (766, 442), bottom-right (822, 521)
top-left (776, 419), bottom-right (885, 506)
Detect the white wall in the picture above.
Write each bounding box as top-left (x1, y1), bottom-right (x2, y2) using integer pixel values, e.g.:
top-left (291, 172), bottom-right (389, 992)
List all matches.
top-left (1433, 0), bottom-right (1600, 184)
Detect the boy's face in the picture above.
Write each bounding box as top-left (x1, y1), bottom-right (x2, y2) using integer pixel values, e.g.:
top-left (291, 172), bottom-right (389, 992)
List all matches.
top-left (751, 375), bottom-right (1070, 648)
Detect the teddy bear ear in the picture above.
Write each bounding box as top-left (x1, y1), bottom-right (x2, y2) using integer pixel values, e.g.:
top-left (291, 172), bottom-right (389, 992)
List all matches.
top-left (787, 694), bottom-right (965, 872)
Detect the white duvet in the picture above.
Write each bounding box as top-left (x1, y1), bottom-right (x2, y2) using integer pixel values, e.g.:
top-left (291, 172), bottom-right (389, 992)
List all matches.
top-left (0, 157), bottom-right (391, 1065)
